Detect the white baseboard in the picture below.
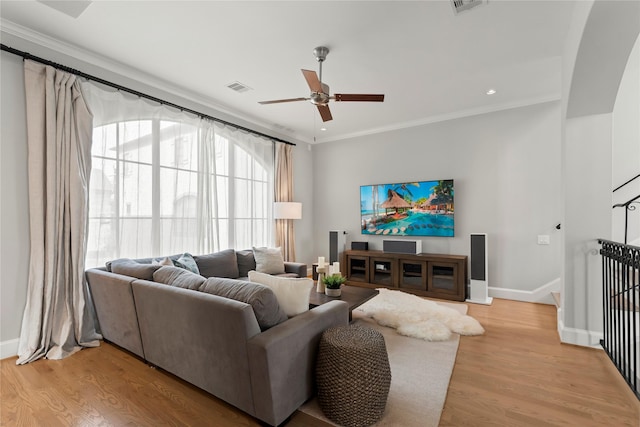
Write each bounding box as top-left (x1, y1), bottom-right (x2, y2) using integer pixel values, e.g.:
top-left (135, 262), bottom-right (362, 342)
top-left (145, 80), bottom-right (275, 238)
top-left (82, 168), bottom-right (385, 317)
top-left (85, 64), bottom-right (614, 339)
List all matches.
top-left (556, 308), bottom-right (603, 348)
top-left (0, 338), bottom-right (19, 360)
top-left (488, 278), bottom-right (560, 305)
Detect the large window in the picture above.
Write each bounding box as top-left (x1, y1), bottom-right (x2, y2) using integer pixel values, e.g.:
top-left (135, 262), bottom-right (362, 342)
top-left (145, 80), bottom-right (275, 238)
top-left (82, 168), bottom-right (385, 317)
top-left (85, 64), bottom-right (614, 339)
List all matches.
top-left (84, 89), bottom-right (274, 268)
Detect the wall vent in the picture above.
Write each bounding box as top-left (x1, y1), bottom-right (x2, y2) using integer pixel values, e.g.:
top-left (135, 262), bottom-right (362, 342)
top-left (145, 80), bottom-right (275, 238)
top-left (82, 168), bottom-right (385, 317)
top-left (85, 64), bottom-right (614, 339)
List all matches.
top-left (451, 0), bottom-right (487, 15)
top-left (226, 81), bottom-right (252, 93)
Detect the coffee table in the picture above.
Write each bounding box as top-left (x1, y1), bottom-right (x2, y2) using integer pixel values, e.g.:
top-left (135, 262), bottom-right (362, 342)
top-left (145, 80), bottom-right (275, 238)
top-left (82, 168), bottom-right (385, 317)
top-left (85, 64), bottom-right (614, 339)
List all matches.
top-left (309, 285), bottom-right (379, 321)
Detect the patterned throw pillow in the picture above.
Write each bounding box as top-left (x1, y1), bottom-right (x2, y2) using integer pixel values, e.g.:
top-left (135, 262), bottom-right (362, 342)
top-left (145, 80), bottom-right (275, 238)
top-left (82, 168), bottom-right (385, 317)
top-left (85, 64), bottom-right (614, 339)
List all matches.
top-left (252, 247), bottom-right (285, 275)
top-left (173, 253), bottom-right (200, 275)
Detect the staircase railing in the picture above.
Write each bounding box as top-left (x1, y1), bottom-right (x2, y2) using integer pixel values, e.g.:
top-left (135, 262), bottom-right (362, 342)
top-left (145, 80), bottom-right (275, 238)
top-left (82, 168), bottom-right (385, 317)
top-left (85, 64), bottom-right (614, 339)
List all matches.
top-left (613, 173), bottom-right (640, 245)
top-left (598, 239), bottom-right (640, 399)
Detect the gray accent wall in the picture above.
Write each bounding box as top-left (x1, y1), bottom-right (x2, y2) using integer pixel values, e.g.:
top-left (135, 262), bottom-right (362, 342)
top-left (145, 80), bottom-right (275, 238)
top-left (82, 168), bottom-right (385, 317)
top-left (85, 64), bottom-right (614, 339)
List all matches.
top-left (1, 51), bottom-right (30, 356)
top-left (312, 102), bottom-right (563, 294)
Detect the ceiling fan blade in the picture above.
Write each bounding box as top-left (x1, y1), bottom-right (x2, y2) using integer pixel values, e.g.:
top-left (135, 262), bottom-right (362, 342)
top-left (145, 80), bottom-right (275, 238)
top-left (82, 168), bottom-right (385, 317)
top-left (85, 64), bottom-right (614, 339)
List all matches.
top-left (317, 105), bottom-right (333, 122)
top-left (302, 69), bottom-right (323, 93)
top-left (258, 97), bottom-right (308, 105)
top-left (333, 94), bottom-right (385, 102)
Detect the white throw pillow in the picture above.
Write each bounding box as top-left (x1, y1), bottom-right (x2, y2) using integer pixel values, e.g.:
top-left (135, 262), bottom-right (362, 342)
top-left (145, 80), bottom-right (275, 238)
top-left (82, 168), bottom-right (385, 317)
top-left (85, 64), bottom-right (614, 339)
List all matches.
top-left (248, 270), bottom-right (313, 317)
top-left (252, 246), bottom-right (286, 275)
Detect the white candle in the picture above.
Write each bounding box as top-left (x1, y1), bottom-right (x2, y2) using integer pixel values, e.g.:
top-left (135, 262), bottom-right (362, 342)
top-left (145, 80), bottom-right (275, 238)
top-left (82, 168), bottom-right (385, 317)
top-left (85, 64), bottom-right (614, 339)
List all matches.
top-left (333, 262), bottom-right (340, 275)
top-left (318, 256), bottom-right (325, 267)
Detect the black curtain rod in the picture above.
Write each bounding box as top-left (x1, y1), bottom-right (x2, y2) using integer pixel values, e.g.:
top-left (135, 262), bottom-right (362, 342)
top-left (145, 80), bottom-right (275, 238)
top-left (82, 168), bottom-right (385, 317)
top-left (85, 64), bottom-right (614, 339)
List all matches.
top-left (1, 44), bottom-right (295, 147)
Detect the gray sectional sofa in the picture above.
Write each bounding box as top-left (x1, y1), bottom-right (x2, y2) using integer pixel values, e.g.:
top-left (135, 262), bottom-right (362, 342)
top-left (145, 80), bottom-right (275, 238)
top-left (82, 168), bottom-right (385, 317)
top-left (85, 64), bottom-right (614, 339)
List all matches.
top-left (85, 249), bottom-right (349, 426)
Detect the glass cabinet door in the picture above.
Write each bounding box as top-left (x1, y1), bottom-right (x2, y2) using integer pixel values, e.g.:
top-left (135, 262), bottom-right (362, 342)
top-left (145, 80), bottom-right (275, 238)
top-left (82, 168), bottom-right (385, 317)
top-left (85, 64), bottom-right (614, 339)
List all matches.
top-left (347, 256), bottom-right (369, 282)
top-left (399, 260), bottom-right (427, 291)
top-left (370, 258), bottom-right (396, 286)
top-left (428, 262), bottom-right (459, 295)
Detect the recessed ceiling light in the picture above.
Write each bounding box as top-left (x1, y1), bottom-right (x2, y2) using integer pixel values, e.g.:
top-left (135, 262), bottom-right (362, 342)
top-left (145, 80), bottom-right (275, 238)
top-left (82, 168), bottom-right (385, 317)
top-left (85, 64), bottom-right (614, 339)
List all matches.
top-left (320, 127), bottom-right (327, 131)
top-left (486, 89), bottom-right (497, 95)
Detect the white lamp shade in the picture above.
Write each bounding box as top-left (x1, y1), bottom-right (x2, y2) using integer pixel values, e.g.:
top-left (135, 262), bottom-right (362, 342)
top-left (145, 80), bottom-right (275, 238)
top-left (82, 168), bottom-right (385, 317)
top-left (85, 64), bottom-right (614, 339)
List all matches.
top-left (274, 202), bottom-right (302, 219)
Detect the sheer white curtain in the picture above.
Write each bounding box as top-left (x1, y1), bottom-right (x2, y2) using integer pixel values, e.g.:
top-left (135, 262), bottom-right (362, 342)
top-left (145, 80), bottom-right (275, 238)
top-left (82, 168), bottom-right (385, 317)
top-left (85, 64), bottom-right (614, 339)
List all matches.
top-left (217, 124), bottom-right (274, 251)
top-left (81, 82), bottom-right (275, 267)
top-left (18, 60), bottom-right (101, 364)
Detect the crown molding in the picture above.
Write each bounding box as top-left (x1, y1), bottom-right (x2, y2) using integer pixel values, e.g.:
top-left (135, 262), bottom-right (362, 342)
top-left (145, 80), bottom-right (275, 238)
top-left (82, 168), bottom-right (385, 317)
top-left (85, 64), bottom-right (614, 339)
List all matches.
top-left (0, 19), bottom-right (303, 143)
top-left (316, 94), bottom-right (561, 143)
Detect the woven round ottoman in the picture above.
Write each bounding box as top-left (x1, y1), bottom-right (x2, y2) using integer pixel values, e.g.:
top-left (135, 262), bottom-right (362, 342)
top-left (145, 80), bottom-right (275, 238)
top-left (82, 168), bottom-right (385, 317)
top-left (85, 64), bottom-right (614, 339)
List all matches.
top-left (316, 324), bottom-right (391, 427)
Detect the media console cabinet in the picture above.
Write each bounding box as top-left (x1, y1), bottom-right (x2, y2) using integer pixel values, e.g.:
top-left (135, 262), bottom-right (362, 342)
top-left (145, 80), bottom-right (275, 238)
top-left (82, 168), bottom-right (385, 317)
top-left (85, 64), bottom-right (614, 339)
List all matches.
top-left (342, 249), bottom-right (468, 302)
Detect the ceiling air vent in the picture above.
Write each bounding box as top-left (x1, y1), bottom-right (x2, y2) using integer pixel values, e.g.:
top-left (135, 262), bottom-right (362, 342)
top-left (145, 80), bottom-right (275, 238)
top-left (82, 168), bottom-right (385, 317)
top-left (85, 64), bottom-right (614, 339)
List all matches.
top-left (451, 0), bottom-right (487, 15)
top-left (226, 81), bottom-right (252, 93)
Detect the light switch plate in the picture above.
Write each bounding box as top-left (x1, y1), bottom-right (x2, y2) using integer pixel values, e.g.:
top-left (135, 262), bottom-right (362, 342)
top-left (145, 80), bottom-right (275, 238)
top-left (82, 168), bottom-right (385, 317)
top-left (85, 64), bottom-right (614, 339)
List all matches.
top-left (537, 235), bottom-right (550, 245)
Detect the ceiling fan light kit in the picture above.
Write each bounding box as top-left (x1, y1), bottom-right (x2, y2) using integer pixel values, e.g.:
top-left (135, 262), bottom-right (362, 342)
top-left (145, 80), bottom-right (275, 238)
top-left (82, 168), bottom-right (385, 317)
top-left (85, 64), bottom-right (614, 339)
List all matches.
top-left (259, 46), bottom-right (385, 122)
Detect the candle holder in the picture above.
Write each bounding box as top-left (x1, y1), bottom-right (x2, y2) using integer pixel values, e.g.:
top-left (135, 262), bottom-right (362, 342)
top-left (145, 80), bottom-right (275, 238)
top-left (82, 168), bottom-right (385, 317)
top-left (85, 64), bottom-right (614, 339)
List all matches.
top-left (316, 266), bottom-right (326, 293)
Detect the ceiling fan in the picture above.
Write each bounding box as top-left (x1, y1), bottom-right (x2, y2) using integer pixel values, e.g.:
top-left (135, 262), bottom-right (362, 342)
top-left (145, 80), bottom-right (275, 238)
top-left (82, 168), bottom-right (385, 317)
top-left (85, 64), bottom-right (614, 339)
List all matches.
top-left (259, 46), bottom-right (385, 122)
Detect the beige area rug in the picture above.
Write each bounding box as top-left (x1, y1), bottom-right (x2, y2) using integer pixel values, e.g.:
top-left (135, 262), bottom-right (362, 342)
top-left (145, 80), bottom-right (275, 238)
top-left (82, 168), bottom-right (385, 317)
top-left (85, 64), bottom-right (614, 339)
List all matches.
top-left (298, 301), bottom-right (466, 427)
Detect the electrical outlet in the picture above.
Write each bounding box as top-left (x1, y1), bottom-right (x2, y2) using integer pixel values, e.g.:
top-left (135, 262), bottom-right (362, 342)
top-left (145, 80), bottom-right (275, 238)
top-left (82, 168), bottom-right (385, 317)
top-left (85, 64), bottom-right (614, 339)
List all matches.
top-left (537, 235), bottom-right (550, 245)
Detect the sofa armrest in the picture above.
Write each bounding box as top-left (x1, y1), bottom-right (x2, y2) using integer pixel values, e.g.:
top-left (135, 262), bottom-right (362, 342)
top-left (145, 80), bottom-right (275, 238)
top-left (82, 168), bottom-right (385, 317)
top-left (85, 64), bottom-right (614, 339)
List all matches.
top-left (85, 268), bottom-right (145, 358)
top-left (247, 300), bottom-right (348, 426)
top-left (284, 262), bottom-right (307, 277)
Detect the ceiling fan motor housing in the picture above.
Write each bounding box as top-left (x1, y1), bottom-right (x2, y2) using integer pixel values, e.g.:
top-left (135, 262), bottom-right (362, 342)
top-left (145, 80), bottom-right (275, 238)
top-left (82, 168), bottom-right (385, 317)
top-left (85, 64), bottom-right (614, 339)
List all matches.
top-left (310, 82), bottom-right (331, 105)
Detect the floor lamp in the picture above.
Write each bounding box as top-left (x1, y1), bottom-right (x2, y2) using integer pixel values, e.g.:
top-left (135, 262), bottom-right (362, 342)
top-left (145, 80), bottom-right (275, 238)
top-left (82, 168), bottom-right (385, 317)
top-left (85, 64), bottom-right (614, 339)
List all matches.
top-left (274, 202), bottom-right (302, 261)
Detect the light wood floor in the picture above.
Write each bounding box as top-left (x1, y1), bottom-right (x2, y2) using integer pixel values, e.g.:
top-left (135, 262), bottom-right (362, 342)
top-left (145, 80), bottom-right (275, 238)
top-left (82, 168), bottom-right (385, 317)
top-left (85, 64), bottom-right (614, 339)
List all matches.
top-left (2, 298), bottom-right (638, 426)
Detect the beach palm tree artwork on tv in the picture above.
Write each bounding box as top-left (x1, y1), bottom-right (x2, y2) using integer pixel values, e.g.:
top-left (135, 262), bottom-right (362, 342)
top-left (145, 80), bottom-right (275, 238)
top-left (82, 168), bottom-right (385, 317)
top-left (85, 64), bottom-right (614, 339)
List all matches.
top-left (360, 180), bottom-right (454, 237)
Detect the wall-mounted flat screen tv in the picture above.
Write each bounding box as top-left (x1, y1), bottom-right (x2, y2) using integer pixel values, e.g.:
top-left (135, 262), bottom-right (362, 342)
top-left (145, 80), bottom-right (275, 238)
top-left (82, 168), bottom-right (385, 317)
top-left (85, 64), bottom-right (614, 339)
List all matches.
top-left (360, 179), bottom-right (454, 237)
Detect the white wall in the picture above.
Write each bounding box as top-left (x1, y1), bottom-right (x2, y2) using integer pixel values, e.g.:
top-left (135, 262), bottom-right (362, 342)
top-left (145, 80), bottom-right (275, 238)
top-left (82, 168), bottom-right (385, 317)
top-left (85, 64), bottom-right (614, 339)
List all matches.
top-left (312, 102), bottom-right (562, 299)
top-left (292, 143), bottom-right (315, 266)
top-left (559, 0), bottom-right (640, 347)
top-left (0, 51), bottom-right (30, 358)
top-left (612, 34), bottom-right (640, 245)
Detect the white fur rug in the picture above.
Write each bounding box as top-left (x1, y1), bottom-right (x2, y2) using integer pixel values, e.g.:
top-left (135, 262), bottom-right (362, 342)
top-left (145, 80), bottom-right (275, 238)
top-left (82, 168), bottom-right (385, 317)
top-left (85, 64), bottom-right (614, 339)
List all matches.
top-left (355, 288), bottom-right (484, 341)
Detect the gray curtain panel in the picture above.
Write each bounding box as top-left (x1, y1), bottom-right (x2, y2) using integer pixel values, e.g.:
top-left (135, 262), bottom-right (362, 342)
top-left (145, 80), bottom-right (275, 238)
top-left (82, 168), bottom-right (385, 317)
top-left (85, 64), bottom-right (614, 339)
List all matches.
top-left (275, 143), bottom-right (296, 261)
top-left (17, 60), bottom-right (101, 364)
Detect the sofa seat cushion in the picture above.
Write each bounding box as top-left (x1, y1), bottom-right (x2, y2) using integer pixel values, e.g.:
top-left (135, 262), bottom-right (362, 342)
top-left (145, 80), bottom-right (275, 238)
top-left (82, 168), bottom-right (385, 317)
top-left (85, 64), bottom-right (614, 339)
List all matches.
top-left (248, 271), bottom-right (313, 317)
top-left (252, 247), bottom-right (285, 275)
top-left (200, 277), bottom-right (287, 330)
top-left (194, 249), bottom-right (239, 279)
top-left (153, 266), bottom-right (206, 290)
top-left (110, 258), bottom-right (161, 281)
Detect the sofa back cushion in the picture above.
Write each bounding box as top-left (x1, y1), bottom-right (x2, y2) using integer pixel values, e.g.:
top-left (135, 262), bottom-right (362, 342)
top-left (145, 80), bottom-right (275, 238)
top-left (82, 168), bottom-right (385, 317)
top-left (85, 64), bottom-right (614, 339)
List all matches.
top-left (248, 271), bottom-right (313, 317)
top-left (200, 277), bottom-right (287, 330)
top-left (110, 258), bottom-right (161, 281)
top-left (194, 249), bottom-right (239, 279)
top-left (236, 249), bottom-right (257, 278)
top-left (153, 266), bottom-right (206, 290)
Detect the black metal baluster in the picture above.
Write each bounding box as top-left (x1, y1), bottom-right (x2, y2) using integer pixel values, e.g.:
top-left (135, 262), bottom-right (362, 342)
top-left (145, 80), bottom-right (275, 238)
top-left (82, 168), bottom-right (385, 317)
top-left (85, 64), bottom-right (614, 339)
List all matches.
top-left (599, 239), bottom-right (640, 399)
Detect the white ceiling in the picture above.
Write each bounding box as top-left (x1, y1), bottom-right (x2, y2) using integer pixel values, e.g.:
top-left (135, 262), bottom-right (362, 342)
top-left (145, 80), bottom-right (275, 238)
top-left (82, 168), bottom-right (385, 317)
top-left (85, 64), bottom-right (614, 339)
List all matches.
top-left (0, 1), bottom-right (577, 143)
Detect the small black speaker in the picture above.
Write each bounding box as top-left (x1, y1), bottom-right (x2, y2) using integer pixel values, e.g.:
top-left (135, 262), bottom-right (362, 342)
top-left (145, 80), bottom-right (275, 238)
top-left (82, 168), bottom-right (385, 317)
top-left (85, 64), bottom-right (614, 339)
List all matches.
top-left (351, 241), bottom-right (369, 251)
top-left (470, 234), bottom-right (486, 281)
